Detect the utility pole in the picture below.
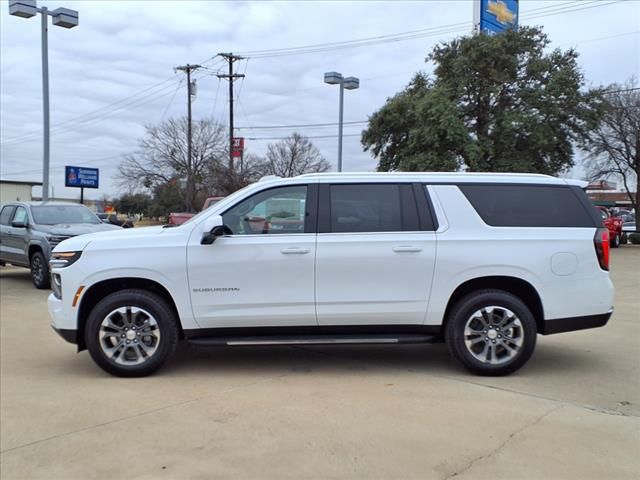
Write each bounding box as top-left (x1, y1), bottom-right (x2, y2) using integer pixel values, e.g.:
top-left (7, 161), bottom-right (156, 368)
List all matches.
top-left (175, 63), bottom-right (201, 212)
top-left (216, 53), bottom-right (245, 170)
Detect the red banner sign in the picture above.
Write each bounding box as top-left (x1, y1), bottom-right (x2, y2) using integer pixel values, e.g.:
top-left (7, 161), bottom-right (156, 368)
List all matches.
top-left (231, 137), bottom-right (244, 158)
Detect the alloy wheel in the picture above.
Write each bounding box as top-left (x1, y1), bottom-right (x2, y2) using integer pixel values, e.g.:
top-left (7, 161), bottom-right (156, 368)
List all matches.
top-left (463, 306), bottom-right (524, 365)
top-left (99, 306), bottom-right (161, 365)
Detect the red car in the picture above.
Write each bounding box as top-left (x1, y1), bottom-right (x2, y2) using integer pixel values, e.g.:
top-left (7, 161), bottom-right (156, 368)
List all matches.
top-left (595, 206), bottom-right (623, 248)
top-left (168, 196), bottom-right (224, 226)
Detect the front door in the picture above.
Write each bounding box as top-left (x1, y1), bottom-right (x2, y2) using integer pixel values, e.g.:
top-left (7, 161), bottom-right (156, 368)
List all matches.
top-left (187, 184), bottom-right (318, 329)
top-left (315, 183), bottom-right (437, 326)
top-left (3, 206), bottom-right (29, 266)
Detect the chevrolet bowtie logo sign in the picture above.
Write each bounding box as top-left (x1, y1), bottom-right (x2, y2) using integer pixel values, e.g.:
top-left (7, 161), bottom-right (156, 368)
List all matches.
top-left (487, 0), bottom-right (516, 25)
top-left (475, 0), bottom-right (519, 34)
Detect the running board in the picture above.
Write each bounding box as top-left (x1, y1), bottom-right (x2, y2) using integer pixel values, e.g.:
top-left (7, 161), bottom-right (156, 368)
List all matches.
top-left (187, 334), bottom-right (439, 347)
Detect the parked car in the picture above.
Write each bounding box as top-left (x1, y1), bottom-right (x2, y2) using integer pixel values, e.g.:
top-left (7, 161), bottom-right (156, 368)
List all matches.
top-left (167, 196), bottom-right (225, 226)
top-left (48, 173), bottom-right (614, 377)
top-left (621, 221), bottom-right (637, 244)
top-left (0, 202), bottom-right (121, 288)
top-left (96, 212), bottom-right (109, 222)
top-left (595, 206), bottom-right (624, 248)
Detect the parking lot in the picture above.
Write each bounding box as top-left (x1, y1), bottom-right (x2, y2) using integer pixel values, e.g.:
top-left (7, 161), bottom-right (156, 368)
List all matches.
top-left (0, 247), bottom-right (638, 479)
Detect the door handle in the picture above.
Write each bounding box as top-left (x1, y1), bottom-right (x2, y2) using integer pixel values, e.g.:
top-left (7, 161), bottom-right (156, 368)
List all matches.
top-left (392, 246), bottom-right (422, 253)
top-left (280, 247), bottom-right (310, 255)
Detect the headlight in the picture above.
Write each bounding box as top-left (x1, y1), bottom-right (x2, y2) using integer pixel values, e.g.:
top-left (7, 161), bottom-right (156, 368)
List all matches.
top-left (47, 235), bottom-right (73, 247)
top-left (50, 251), bottom-right (82, 268)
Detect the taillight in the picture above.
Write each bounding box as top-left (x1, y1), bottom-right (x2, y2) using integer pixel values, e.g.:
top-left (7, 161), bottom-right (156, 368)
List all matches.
top-left (594, 227), bottom-right (610, 271)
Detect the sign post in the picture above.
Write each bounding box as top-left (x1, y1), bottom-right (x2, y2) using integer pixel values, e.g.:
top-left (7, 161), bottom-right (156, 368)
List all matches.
top-left (65, 166), bottom-right (99, 204)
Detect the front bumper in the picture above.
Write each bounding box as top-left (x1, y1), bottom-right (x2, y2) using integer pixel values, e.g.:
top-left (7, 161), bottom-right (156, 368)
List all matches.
top-left (48, 292), bottom-right (77, 344)
top-left (540, 309), bottom-right (614, 335)
top-left (52, 326), bottom-right (77, 344)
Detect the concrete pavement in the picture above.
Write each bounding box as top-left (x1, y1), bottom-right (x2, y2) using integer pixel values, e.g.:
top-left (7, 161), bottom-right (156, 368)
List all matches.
top-left (1, 247), bottom-right (638, 479)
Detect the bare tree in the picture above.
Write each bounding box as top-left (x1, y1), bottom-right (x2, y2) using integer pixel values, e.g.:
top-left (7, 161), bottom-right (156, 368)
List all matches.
top-left (264, 133), bottom-right (331, 177)
top-left (205, 153), bottom-right (269, 196)
top-left (584, 78), bottom-right (639, 223)
top-left (117, 117), bottom-right (227, 211)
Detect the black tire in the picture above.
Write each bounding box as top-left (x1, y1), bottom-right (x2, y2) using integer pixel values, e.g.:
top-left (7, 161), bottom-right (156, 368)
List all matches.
top-left (85, 289), bottom-right (179, 377)
top-left (445, 290), bottom-right (537, 376)
top-left (621, 233), bottom-right (628, 245)
top-left (610, 233), bottom-right (620, 248)
top-left (30, 251), bottom-right (50, 289)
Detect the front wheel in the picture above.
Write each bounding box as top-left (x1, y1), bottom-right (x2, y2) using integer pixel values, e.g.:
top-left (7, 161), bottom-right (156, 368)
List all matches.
top-left (445, 290), bottom-right (537, 376)
top-left (85, 289), bottom-right (179, 377)
top-left (30, 251), bottom-right (50, 289)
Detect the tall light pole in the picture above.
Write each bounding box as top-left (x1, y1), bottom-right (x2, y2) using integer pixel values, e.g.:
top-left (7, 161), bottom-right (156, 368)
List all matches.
top-left (8, 0), bottom-right (79, 201)
top-left (324, 72), bottom-right (359, 172)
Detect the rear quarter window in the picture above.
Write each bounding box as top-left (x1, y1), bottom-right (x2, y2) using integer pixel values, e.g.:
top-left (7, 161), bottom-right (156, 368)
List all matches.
top-left (459, 184), bottom-right (597, 227)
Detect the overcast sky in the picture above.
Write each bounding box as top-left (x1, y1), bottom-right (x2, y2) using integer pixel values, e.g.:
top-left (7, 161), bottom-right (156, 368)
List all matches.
top-left (1, 0), bottom-right (639, 200)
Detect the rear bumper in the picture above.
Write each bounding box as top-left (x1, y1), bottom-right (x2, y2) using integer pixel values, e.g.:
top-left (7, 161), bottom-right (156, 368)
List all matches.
top-left (540, 309), bottom-right (613, 335)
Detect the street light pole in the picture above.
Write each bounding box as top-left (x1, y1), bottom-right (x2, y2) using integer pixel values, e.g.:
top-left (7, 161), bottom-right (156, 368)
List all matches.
top-left (324, 72), bottom-right (359, 172)
top-left (337, 81), bottom-right (344, 173)
top-left (8, 1), bottom-right (79, 202)
top-left (41, 6), bottom-right (50, 201)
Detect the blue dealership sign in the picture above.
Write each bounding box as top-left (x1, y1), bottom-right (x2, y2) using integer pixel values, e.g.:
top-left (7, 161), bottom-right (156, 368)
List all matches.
top-left (477, 0), bottom-right (518, 34)
top-left (65, 166), bottom-right (99, 189)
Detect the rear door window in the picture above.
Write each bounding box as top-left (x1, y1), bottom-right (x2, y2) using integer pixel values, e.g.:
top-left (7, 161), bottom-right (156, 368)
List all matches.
top-left (329, 184), bottom-right (402, 233)
top-left (459, 184), bottom-right (596, 227)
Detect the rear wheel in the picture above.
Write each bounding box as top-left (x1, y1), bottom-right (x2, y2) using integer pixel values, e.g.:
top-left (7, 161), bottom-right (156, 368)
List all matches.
top-left (30, 251), bottom-right (50, 289)
top-left (445, 290), bottom-right (537, 376)
top-left (85, 289), bottom-right (179, 377)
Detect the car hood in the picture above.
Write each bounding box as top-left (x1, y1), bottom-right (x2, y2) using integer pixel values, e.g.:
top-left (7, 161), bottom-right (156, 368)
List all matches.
top-left (37, 223), bottom-right (122, 236)
top-left (52, 225), bottom-right (167, 252)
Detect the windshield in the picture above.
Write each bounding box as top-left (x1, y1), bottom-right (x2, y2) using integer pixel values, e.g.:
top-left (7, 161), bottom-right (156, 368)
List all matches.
top-left (31, 205), bottom-right (101, 225)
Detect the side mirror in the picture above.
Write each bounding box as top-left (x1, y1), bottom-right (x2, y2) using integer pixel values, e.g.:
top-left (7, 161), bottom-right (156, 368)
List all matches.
top-left (201, 225), bottom-right (233, 245)
top-left (200, 215), bottom-right (231, 245)
top-left (11, 220), bottom-right (27, 228)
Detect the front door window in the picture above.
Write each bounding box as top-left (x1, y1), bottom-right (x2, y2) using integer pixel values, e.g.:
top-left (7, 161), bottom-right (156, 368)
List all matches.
top-left (222, 186), bottom-right (307, 235)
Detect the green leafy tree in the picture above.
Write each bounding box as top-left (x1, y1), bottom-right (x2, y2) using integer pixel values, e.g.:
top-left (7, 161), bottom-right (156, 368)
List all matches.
top-left (362, 27), bottom-right (604, 175)
top-left (149, 179), bottom-right (185, 219)
top-left (113, 193), bottom-right (152, 216)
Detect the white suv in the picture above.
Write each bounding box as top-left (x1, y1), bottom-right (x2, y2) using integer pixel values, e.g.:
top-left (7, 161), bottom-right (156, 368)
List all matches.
top-left (48, 173), bottom-right (614, 377)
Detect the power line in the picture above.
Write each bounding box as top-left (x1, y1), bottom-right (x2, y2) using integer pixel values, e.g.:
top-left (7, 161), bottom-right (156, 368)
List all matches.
top-left (247, 133), bottom-right (362, 141)
top-left (602, 87), bottom-right (640, 95)
top-left (1, 56), bottom-right (220, 146)
top-left (236, 120), bottom-right (367, 130)
top-left (1, 151), bottom-right (126, 177)
top-left (210, 77), bottom-right (222, 120)
top-left (236, 1), bottom-right (618, 59)
top-left (160, 78), bottom-right (185, 122)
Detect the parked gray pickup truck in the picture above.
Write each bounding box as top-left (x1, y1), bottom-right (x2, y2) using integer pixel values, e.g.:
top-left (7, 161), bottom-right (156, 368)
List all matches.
top-left (0, 202), bottom-right (121, 288)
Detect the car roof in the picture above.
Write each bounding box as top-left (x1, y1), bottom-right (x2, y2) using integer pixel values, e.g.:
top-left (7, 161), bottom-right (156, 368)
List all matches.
top-left (5, 201), bottom-right (88, 207)
top-left (258, 172), bottom-right (587, 187)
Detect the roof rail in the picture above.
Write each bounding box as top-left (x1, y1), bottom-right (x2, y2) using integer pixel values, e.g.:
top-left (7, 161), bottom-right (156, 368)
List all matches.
top-left (258, 175), bottom-right (282, 182)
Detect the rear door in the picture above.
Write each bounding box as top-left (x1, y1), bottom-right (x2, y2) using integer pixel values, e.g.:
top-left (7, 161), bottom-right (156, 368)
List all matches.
top-left (5, 206), bottom-right (30, 266)
top-left (315, 183), bottom-right (437, 326)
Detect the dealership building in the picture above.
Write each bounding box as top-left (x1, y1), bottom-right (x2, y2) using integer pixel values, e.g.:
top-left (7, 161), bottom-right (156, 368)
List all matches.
top-left (0, 179), bottom-right (42, 205)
